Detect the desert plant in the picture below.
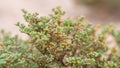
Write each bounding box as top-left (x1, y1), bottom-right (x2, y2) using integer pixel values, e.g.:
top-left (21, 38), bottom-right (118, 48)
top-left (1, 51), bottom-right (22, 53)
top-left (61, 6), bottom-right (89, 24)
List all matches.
top-left (0, 30), bottom-right (36, 68)
top-left (0, 7), bottom-right (120, 68)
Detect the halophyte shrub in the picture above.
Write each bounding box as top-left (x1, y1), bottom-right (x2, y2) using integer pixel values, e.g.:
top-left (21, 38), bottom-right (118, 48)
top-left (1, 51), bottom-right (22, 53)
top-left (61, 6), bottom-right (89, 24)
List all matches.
top-left (0, 7), bottom-right (120, 68)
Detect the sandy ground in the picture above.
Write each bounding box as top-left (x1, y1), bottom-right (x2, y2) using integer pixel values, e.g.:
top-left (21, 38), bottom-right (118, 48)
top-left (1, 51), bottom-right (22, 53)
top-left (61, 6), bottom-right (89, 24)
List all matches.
top-left (0, 0), bottom-right (120, 39)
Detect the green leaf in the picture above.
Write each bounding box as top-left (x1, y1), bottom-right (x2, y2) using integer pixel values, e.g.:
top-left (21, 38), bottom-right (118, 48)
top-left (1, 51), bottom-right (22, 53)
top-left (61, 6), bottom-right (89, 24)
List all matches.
top-left (41, 35), bottom-right (49, 41)
top-left (0, 59), bottom-right (6, 65)
top-left (64, 19), bottom-right (74, 26)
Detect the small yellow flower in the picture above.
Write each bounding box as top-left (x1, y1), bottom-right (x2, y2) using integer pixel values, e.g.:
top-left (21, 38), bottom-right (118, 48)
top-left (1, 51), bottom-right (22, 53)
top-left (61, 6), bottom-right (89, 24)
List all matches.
top-left (108, 28), bottom-right (113, 33)
top-left (105, 66), bottom-right (109, 68)
top-left (0, 42), bottom-right (2, 45)
top-left (66, 44), bottom-right (70, 49)
top-left (72, 61), bottom-right (76, 64)
top-left (65, 58), bottom-right (69, 62)
top-left (77, 61), bottom-right (81, 64)
top-left (89, 52), bottom-right (92, 55)
top-left (36, 35), bottom-right (39, 39)
top-left (103, 44), bottom-right (107, 49)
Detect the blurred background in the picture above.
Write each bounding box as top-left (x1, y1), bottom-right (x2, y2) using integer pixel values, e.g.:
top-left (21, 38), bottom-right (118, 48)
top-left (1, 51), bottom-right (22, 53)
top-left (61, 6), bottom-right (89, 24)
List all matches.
top-left (0, 0), bottom-right (120, 38)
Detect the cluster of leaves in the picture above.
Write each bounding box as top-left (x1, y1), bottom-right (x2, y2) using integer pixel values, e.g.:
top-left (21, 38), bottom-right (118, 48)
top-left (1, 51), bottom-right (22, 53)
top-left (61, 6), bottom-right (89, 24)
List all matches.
top-left (0, 30), bottom-right (40, 68)
top-left (0, 7), bottom-right (120, 68)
